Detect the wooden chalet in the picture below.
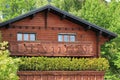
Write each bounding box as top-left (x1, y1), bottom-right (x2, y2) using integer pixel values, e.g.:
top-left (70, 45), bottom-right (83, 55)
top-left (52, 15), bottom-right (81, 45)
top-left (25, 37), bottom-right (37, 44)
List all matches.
top-left (0, 5), bottom-right (117, 80)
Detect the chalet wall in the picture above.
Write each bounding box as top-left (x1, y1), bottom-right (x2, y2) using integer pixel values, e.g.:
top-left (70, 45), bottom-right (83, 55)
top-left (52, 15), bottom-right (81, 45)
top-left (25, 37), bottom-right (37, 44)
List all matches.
top-left (0, 11), bottom-right (105, 57)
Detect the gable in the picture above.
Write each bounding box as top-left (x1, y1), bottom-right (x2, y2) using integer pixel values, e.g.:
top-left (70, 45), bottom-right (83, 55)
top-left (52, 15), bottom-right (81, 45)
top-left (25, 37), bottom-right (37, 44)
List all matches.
top-left (0, 5), bottom-right (117, 40)
top-left (11, 12), bottom-right (81, 28)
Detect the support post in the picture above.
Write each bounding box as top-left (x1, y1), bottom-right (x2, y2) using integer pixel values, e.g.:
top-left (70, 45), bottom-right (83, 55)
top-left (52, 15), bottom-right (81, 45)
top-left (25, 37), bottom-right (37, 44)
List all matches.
top-left (44, 8), bottom-right (50, 29)
top-left (96, 31), bottom-right (102, 57)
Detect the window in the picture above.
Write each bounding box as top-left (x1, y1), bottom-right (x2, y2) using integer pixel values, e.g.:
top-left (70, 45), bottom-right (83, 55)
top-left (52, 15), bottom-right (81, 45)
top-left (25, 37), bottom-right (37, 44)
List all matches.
top-left (58, 33), bottom-right (76, 42)
top-left (58, 34), bottom-right (63, 42)
top-left (24, 34), bottom-right (29, 41)
top-left (17, 33), bottom-right (36, 41)
top-left (30, 34), bottom-right (36, 41)
top-left (17, 33), bottom-right (22, 41)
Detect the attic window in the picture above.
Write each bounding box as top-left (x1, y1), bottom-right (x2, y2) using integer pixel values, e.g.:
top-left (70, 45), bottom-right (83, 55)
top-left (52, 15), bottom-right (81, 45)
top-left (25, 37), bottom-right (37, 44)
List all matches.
top-left (58, 33), bottom-right (76, 42)
top-left (17, 33), bottom-right (36, 41)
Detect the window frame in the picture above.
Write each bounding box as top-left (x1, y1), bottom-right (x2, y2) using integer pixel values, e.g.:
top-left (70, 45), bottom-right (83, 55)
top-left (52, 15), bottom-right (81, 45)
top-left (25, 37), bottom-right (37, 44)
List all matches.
top-left (58, 33), bottom-right (76, 42)
top-left (17, 32), bottom-right (36, 41)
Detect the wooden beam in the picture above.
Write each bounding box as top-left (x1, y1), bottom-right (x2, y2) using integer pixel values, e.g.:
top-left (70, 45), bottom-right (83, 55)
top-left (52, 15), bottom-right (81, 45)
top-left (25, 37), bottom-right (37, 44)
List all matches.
top-left (44, 8), bottom-right (50, 29)
top-left (5, 23), bottom-right (10, 28)
top-left (61, 14), bottom-right (66, 20)
top-left (99, 31), bottom-right (102, 35)
top-left (108, 35), bottom-right (111, 38)
top-left (96, 31), bottom-right (102, 58)
top-left (107, 35), bottom-right (111, 41)
top-left (85, 25), bottom-right (91, 31)
top-left (29, 14), bottom-right (35, 19)
top-left (48, 8), bottom-right (50, 12)
top-left (44, 9), bottom-right (49, 29)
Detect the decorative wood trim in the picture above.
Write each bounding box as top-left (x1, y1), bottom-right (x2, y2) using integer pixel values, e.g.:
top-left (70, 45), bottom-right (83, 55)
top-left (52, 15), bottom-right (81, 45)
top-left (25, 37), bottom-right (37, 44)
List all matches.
top-left (9, 41), bottom-right (94, 57)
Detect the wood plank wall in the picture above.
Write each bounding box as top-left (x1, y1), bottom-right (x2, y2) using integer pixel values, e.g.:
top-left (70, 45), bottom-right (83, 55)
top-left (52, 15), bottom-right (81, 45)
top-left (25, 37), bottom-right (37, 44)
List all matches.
top-left (1, 11), bottom-right (107, 57)
top-left (18, 71), bottom-right (105, 80)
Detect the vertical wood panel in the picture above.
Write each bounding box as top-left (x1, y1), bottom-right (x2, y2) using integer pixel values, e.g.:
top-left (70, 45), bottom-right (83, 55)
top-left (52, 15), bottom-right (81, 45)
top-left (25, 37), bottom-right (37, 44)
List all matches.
top-left (41, 75), bottom-right (48, 80)
top-left (63, 76), bottom-right (70, 80)
top-left (19, 76), bottom-right (27, 80)
top-left (55, 76), bottom-right (63, 80)
top-left (69, 76), bottom-right (75, 80)
top-left (18, 70), bottom-right (105, 80)
top-left (96, 76), bottom-right (103, 80)
top-left (48, 75), bottom-right (55, 80)
top-left (34, 76), bottom-right (41, 80)
top-left (89, 76), bottom-right (95, 80)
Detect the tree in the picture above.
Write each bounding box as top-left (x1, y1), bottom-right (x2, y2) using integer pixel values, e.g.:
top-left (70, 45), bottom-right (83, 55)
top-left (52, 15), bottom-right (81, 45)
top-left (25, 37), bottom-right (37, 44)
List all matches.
top-left (80, 0), bottom-right (120, 79)
top-left (0, 0), bottom-right (85, 21)
top-left (35, 0), bottom-right (48, 8)
top-left (0, 0), bottom-right (36, 21)
top-left (0, 41), bottom-right (19, 80)
top-left (51, 0), bottom-right (85, 16)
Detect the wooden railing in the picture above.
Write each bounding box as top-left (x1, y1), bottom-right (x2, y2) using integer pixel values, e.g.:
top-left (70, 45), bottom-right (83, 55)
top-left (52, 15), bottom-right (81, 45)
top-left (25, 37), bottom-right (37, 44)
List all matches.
top-left (9, 41), bottom-right (94, 57)
top-left (18, 71), bottom-right (105, 80)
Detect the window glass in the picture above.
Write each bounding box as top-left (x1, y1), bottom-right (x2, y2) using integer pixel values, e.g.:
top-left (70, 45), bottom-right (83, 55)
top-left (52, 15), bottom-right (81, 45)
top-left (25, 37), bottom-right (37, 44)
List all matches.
top-left (58, 33), bottom-right (76, 42)
top-left (30, 34), bottom-right (35, 41)
top-left (24, 34), bottom-right (29, 41)
top-left (58, 35), bottom-right (63, 42)
top-left (64, 35), bottom-right (69, 42)
top-left (70, 35), bottom-right (75, 42)
top-left (17, 33), bottom-right (22, 41)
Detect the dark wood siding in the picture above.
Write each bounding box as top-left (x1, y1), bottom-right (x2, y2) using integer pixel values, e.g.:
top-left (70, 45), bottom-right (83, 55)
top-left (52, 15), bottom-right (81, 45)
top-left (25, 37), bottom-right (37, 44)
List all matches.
top-left (0, 11), bottom-right (107, 57)
top-left (18, 71), bottom-right (105, 80)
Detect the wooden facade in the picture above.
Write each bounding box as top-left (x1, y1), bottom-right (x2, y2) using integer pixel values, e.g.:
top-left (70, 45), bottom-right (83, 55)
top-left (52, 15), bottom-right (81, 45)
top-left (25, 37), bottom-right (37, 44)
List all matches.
top-left (0, 5), bottom-right (117, 80)
top-left (0, 5), bottom-right (116, 57)
top-left (1, 11), bottom-right (100, 57)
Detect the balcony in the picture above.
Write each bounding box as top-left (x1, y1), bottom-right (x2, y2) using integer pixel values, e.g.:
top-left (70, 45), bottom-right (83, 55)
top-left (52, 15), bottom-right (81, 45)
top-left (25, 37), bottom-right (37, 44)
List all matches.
top-left (9, 41), bottom-right (94, 57)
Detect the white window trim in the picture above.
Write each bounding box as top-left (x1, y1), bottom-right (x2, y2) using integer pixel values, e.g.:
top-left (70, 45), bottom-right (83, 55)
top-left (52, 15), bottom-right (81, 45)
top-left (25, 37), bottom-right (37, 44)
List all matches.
top-left (58, 33), bottom-right (76, 42)
top-left (17, 33), bottom-right (36, 41)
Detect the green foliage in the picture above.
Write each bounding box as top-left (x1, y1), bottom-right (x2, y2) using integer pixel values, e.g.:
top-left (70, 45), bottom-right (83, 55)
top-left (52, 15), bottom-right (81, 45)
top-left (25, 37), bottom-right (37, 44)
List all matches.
top-left (0, 0), bottom-right (36, 21)
top-left (114, 52), bottom-right (120, 69)
top-left (0, 0), bottom-right (85, 21)
top-left (80, 0), bottom-right (120, 79)
top-left (0, 41), bottom-right (20, 80)
top-left (105, 70), bottom-right (120, 80)
top-left (19, 57), bottom-right (109, 71)
top-left (51, 0), bottom-right (84, 12)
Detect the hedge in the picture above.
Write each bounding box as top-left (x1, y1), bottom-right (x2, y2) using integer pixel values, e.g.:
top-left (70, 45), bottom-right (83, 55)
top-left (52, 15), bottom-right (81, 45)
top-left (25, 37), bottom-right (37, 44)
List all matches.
top-left (19, 57), bottom-right (109, 71)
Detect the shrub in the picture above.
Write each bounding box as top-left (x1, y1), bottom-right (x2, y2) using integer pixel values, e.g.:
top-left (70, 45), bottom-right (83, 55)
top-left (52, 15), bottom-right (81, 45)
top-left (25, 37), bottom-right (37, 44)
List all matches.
top-left (0, 41), bottom-right (20, 80)
top-left (19, 57), bottom-right (109, 71)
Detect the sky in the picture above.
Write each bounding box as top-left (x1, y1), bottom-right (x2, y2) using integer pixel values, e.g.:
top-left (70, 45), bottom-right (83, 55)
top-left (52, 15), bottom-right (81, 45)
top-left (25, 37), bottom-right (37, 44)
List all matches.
top-left (105, 0), bottom-right (111, 2)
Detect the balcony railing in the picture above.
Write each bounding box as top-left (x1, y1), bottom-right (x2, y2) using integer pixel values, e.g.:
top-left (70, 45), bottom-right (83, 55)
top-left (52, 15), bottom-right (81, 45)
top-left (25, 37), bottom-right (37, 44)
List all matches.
top-left (9, 41), bottom-right (94, 57)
